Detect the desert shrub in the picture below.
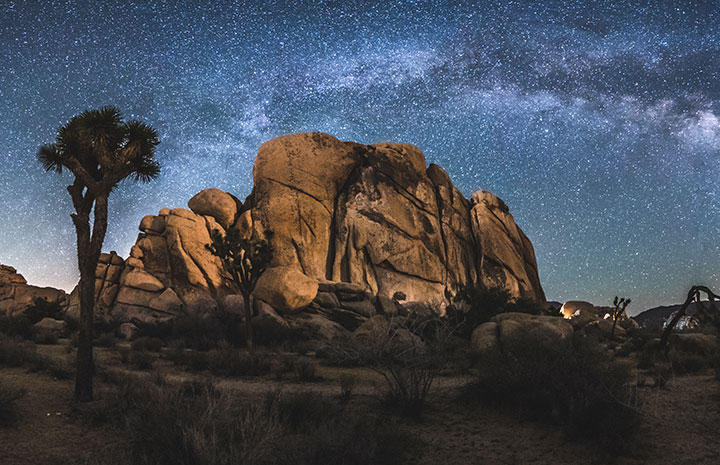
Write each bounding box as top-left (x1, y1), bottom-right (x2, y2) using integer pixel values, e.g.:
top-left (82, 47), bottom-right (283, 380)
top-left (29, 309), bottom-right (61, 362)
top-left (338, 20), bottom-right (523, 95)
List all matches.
top-left (0, 380), bottom-right (26, 426)
top-left (0, 314), bottom-right (33, 339)
top-left (293, 359), bottom-right (318, 381)
top-left (358, 315), bottom-right (455, 415)
top-left (0, 335), bottom-right (73, 378)
top-left (104, 376), bottom-right (412, 465)
top-left (172, 343), bottom-right (272, 377)
top-left (95, 332), bottom-right (117, 348)
top-left (131, 336), bottom-right (164, 352)
top-left (0, 335), bottom-right (38, 367)
top-left (251, 316), bottom-right (293, 346)
top-left (171, 314), bottom-right (226, 350)
top-left (45, 356), bottom-right (74, 380)
top-left (119, 348), bottom-right (154, 370)
top-left (668, 348), bottom-right (712, 375)
top-left (24, 297), bottom-right (64, 324)
top-left (446, 285), bottom-right (544, 339)
top-left (64, 314), bottom-right (122, 336)
top-left (205, 344), bottom-right (271, 377)
top-left (470, 333), bottom-right (639, 448)
top-left (130, 318), bottom-right (175, 340)
top-left (317, 334), bottom-right (366, 367)
top-left (711, 351), bottom-right (720, 380)
top-left (33, 328), bottom-right (58, 345)
top-left (129, 351), bottom-right (154, 370)
top-left (339, 374), bottom-right (358, 402)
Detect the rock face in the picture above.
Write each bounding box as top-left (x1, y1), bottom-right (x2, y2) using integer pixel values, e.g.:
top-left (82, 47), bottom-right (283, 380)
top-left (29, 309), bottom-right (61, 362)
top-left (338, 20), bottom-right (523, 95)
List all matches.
top-left (251, 132), bottom-right (545, 305)
top-left (0, 265), bottom-right (67, 316)
top-left (77, 132), bottom-right (546, 332)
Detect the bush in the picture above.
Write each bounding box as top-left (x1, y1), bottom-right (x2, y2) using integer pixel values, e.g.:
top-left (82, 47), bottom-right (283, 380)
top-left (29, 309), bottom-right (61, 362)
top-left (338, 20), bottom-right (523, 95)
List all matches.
top-left (95, 332), bottom-right (117, 348)
top-left (294, 359), bottom-right (318, 381)
top-left (0, 335), bottom-right (73, 378)
top-left (171, 343), bottom-right (272, 377)
top-left (0, 335), bottom-right (39, 367)
top-left (338, 374), bottom-right (357, 402)
top-left (24, 297), bottom-right (64, 324)
top-left (669, 348), bottom-right (709, 375)
top-left (205, 345), bottom-right (271, 377)
top-left (446, 285), bottom-right (543, 339)
top-left (0, 314), bottom-right (33, 339)
top-left (470, 333), bottom-right (639, 448)
top-left (317, 335), bottom-right (365, 367)
top-left (129, 351), bottom-right (155, 371)
top-left (119, 348), bottom-right (154, 370)
top-left (102, 376), bottom-right (413, 465)
top-left (712, 351), bottom-right (720, 380)
top-left (357, 315), bottom-right (455, 415)
top-left (33, 328), bottom-right (58, 345)
top-left (131, 336), bottom-right (164, 352)
top-left (0, 381), bottom-right (26, 426)
top-left (170, 314), bottom-right (226, 350)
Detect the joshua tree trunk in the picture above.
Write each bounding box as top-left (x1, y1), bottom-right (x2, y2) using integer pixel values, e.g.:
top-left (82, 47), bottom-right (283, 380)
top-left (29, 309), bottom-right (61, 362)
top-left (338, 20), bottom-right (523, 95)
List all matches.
top-left (243, 290), bottom-right (254, 352)
top-left (70, 193), bottom-right (108, 402)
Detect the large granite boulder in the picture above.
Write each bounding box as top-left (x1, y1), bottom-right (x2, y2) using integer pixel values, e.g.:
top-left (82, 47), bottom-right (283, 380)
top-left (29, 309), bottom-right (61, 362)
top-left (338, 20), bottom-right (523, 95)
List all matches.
top-left (77, 132), bottom-right (546, 335)
top-left (251, 132), bottom-right (545, 306)
top-left (0, 265), bottom-right (67, 316)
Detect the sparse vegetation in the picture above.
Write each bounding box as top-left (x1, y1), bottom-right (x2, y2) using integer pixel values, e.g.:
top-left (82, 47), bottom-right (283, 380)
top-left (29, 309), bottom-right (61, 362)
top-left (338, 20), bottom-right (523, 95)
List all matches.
top-left (95, 375), bottom-right (413, 465)
top-left (293, 359), bottom-right (318, 381)
top-left (0, 380), bottom-right (26, 426)
top-left (32, 328), bottom-right (58, 345)
top-left (24, 297), bottom-right (64, 324)
top-left (0, 314), bottom-right (33, 339)
top-left (358, 315), bottom-right (455, 415)
top-left (470, 333), bottom-right (640, 449)
top-left (446, 284), bottom-right (545, 339)
top-left (338, 374), bottom-right (358, 402)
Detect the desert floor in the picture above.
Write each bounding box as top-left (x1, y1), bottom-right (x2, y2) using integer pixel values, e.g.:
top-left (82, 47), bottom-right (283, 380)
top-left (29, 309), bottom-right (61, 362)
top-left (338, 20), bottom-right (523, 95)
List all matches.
top-left (1, 342), bottom-right (719, 465)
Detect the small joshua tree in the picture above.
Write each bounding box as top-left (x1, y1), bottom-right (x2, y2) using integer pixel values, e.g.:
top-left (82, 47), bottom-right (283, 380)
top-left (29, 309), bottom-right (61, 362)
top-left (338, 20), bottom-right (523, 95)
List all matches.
top-left (611, 296), bottom-right (631, 338)
top-left (206, 227), bottom-right (273, 351)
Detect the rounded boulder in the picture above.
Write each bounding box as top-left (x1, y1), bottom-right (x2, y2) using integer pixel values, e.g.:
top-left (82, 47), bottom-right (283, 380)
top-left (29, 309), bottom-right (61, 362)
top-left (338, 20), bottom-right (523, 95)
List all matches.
top-left (252, 267), bottom-right (318, 314)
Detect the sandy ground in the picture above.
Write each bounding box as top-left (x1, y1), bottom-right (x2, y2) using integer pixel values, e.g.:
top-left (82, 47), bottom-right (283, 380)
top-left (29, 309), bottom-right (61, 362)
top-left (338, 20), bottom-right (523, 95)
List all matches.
top-left (1, 344), bottom-right (719, 465)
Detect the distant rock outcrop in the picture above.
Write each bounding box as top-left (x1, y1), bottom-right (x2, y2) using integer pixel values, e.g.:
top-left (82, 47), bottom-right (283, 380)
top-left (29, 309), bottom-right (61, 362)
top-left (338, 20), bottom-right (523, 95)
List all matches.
top-left (0, 265), bottom-right (67, 316)
top-left (71, 132), bottom-right (546, 335)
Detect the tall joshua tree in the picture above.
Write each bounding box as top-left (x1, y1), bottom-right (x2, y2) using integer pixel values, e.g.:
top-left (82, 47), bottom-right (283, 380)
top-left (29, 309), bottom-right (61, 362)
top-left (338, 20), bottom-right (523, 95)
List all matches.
top-left (207, 227), bottom-right (273, 351)
top-left (38, 107), bottom-right (160, 402)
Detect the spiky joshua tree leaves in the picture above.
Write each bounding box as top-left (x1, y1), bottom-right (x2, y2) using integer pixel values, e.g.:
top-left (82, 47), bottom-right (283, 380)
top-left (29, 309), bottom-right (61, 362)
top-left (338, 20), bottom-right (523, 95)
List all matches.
top-left (38, 107), bottom-right (160, 402)
top-left (206, 227), bottom-right (273, 351)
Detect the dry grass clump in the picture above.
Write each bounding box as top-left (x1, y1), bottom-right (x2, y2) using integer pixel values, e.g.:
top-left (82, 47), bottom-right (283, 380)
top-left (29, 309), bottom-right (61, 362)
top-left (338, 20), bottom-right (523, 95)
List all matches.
top-left (94, 374), bottom-right (414, 465)
top-left (167, 342), bottom-right (272, 377)
top-left (0, 335), bottom-right (73, 378)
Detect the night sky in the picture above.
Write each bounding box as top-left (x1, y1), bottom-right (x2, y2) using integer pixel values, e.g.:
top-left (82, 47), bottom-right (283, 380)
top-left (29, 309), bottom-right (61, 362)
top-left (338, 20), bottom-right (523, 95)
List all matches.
top-left (1, 1), bottom-right (718, 314)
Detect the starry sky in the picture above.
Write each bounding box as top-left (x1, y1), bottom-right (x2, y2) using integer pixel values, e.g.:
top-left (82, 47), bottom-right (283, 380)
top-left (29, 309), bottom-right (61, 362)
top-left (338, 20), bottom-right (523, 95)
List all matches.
top-left (1, 0), bottom-right (718, 314)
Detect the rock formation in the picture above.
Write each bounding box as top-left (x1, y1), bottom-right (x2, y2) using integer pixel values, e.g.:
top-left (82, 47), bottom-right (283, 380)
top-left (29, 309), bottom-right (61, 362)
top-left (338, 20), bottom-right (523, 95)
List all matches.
top-left (69, 132), bottom-right (546, 335)
top-left (0, 265), bottom-right (67, 316)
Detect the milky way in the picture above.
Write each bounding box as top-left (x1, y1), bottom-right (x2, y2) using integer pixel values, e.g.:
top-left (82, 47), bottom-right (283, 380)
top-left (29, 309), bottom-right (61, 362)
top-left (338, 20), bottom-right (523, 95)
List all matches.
top-left (1, 0), bottom-right (718, 313)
